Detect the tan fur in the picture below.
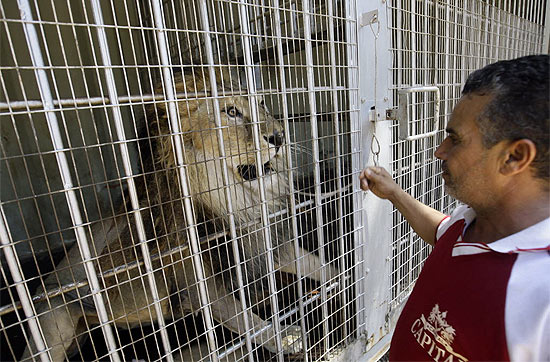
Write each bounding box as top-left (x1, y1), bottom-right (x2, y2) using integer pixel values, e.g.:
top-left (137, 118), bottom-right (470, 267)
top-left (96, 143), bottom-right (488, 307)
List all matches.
top-left (21, 70), bottom-right (338, 361)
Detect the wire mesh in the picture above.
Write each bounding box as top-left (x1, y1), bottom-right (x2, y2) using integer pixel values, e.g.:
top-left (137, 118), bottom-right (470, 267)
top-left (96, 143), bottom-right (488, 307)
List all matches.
top-left (387, 0), bottom-right (547, 309)
top-left (0, 0), bottom-right (360, 361)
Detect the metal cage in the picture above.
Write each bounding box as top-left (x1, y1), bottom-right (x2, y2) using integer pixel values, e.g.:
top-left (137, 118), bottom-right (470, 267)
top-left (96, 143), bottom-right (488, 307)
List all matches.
top-left (1, 0), bottom-right (547, 361)
top-left (358, 0), bottom-right (547, 357)
top-left (1, 0), bottom-right (360, 361)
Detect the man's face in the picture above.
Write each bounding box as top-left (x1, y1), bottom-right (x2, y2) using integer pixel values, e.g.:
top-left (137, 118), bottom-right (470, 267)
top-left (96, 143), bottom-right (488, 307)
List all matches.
top-left (435, 94), bottom-right (502, 207)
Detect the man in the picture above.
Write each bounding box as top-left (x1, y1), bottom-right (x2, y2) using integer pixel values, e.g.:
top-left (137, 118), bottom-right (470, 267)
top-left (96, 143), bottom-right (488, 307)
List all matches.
top-left (360, 54), bottom-right (549, 361)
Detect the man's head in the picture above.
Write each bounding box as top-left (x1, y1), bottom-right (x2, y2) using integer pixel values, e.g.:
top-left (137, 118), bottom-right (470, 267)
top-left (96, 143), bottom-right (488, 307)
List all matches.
top-left (435, 55), bottom-right (549, 207)
top-left (462, 55), bottom-right (549, 181)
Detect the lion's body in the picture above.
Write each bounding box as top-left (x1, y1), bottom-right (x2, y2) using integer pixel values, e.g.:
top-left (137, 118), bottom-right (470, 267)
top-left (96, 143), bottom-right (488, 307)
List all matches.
top-left (22, 71), bottom-right (337, 361)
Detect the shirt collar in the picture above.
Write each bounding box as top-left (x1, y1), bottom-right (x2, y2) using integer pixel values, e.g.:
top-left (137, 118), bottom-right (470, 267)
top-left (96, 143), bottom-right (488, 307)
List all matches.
top-left (452, 208), bottom-right (550, 257)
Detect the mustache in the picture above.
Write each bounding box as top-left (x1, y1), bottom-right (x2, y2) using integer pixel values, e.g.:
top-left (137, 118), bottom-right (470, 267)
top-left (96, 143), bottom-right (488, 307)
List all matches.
top-left (440, 161), bottom-right (449, 174)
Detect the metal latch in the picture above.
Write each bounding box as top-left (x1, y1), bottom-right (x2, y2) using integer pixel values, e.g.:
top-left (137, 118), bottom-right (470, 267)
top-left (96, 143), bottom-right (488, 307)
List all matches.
top-left (360, 10), bottom-right (378, 27)
top-left (386, 86), bottom-right (441, 141)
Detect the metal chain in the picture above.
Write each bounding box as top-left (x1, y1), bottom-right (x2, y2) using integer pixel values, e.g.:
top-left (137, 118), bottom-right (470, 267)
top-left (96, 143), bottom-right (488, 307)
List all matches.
top-left (371, 133), bottom-right (381, 167)
top-left (370, 15), bottom-right (381, 167)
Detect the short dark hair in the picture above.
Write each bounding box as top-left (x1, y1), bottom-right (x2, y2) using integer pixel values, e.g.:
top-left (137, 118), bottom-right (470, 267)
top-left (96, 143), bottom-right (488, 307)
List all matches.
top-left (462, 54), bottom-right (549, 181)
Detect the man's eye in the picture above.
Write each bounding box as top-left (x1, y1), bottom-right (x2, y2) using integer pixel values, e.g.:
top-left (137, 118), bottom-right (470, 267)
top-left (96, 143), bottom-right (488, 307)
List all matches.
top-left (224, 106), bottom-right (241, 118)
top-left (449, 136), bottom-right (460, 144)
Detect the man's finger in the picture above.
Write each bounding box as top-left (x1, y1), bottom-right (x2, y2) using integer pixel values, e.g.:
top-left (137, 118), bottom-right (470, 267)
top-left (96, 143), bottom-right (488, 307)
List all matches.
top-left (360, 177), bottom-right (370, 191)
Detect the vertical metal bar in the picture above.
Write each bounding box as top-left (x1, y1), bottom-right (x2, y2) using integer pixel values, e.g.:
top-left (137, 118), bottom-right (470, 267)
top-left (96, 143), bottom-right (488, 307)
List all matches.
top-left (504, 0), bottom-right (511, 60)
top-left (443, 1), bottom-right (451, 211)
top-left (483, 1), bottom-right (491, 62)
top-left (16, 2), bottom-right (122, 361)
top-left (88, 2), bottom-right (174, 360)
top-left (149, 1), bottom-right (220, 361)
top-left (513, 0), bottom-right (520, 52)
top-left (407, 0), bottom-right (417, 289)
top-left (420, 0), bottom-right (430, 273)
top-left (504, 0), bottom-right (512, 59)
top-left (326, 0), bottom-right (348, 344)
top-left (18, 0), bottom-right (120, 361)
top-left (497, 1), bottom-right (504, 60)
top-left (349, 0), bottom-right (363, 340)
top-left (476, 0), bottom-right (485, 67)
top-left (525, 0), bottom-right (534, 54)
top-left (460, 2), bottom-right (469, 82)
top-left (196, 0), bottom-right (254, 360)
top-left (534, 0), bottom-right (543, 52)
top-left (518, 1), bottom-right (528, 55)
top-left (301, 0), bottom-right (330, 354)
top-left (434, 0), bottom-right (444, 215)
top-left (421, 0), bottom-right (429, 200)
top-left (495, 2), bottom-right (502, 60)
top-left (236, 1), bottom-right (284, 360)
top-left (272, 1), bottom-right (310, 359)
top-left (544, 0), bottom-right (550, 52)
top-left (537, 0), bottom-right (544, 26)
top-left (0, 206), bottom-right (50, 362)
top-left (491, 1), bottom-right (498, 61)
top-left (536, 0), bottom-right (544, 26)
top-left (517, 0), bottom-right (525, 55)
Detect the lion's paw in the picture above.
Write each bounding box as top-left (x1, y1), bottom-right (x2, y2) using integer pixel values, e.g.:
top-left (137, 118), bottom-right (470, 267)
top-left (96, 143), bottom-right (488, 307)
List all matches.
top-left (280, 325), bottom-right (303, 354)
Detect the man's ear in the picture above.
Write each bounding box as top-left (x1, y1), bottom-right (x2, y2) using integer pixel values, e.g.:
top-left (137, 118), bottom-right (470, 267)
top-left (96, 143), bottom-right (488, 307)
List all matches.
top-left (500, 139), bottom-right (537, 176)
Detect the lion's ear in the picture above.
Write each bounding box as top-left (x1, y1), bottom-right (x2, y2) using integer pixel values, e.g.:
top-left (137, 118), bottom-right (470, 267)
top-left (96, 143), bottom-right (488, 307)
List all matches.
top-left (219, 67), bottom-right (244, 92)
top-left (147, 72), bottom-right (200, 130)
top-left (151, 72), bottom-right (199, 95)
top-left (176, 71), bottom-right (207, 94)
top-left (187, 66), bottom-right (243, 93)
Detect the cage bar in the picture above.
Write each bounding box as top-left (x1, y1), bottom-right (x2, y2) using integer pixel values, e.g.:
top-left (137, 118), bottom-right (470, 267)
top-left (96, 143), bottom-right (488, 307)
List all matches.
top-left (15, 1), bottom-right (121, 360)
top-left (271, 1), bottom-right (310, 360)
top-left (89, 1), bottom-right (174, 359)
top-left (196, 0), bottom-right (255, 359)
top-left (326, 0), bottom-right (348, 346)
top-left (236, 1), bottom-right (284, 359)
top-left (301, 0), bottom-right (330, 356)
top-left (0, 206), bottom-right (50, 362)
top-left (149, 0), bottom-right (222, 360)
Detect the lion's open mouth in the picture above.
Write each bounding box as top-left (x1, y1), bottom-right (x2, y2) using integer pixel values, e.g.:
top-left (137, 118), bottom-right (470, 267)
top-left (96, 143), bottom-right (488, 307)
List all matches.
top-left (236, 131), bottom-right (283, 181)
top-left (237, 162), bottom-right (274, 181)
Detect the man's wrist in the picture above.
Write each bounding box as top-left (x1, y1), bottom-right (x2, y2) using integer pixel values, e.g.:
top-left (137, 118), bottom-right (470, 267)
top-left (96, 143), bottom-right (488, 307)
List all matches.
top-left (387, 186), bottom-right (407, 205)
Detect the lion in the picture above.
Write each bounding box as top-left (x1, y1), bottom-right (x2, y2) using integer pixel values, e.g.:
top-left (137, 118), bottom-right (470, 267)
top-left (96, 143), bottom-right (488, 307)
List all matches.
top-left (21, 69), bottom-right (339, 361)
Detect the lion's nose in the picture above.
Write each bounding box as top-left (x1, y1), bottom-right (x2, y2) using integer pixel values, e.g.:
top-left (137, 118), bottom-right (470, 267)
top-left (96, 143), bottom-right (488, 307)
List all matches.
top-left (264, 130), bottom-right (284, 147)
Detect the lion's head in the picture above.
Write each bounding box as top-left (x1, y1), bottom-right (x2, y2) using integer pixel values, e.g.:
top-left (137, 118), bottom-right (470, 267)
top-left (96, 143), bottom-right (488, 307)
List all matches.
top-left (150, 70), bottom-right (290, 224)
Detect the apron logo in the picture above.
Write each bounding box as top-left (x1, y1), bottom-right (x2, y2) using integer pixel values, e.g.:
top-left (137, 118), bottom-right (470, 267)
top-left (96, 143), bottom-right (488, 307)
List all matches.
top-left (410, 304), bottom-right (468, 362)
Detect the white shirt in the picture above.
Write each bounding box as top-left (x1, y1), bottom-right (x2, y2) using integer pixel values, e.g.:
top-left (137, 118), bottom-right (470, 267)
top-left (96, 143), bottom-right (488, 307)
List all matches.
top-left (438, 205), bottom-right (550, 361)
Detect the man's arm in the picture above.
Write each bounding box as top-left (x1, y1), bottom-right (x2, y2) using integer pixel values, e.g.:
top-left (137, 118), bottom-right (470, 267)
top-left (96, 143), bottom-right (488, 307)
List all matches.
top-left (359, 166), bottom-right (446, 246)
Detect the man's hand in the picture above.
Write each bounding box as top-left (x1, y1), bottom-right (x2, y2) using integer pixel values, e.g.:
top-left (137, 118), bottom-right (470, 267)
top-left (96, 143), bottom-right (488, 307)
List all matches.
top-left (359, 166), bottom-right (401, 201)
top-left (359, 165), bottom-right (446, 246)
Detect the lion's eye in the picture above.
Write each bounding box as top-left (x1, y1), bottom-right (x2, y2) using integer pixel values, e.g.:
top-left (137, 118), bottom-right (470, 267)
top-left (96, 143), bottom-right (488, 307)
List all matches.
top-left (224, 106), bottom-right (242, 118)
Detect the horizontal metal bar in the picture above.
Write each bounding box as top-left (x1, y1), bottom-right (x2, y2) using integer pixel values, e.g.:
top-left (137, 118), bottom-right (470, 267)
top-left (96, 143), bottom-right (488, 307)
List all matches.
top-left (0, 87), bottom-right (349, 111)
top-left (0, 190), bottom-right (349, 316)
top-left (398, 86), bottom-right (440, 94)
top-left (1, 9), bottom-right (355, 29)
top-left (404, 130), bottom-right (439, 141)
top-left (0, 225), bottom-right (218, 316)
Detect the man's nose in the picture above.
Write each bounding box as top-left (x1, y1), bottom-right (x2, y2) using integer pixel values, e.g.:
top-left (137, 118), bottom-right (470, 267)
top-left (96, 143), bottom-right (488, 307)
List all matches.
top-left (434, 139), bottom-right (447, 160)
